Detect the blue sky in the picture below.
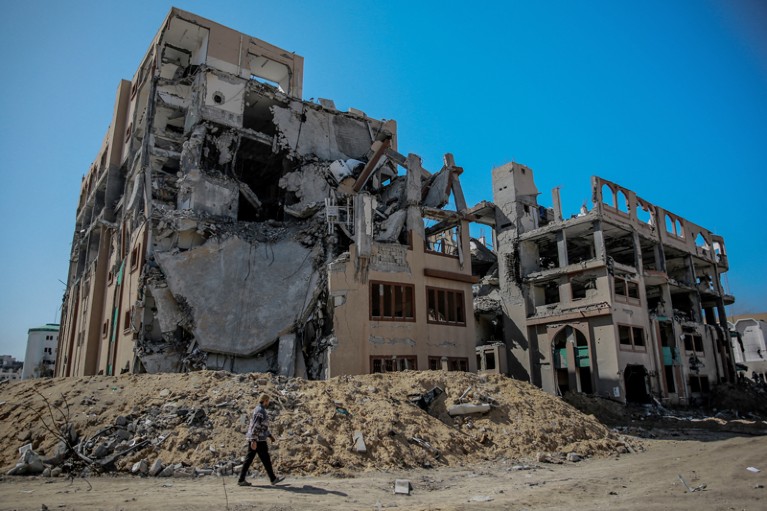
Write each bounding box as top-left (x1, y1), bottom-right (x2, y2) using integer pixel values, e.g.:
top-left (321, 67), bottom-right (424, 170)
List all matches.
top-left (1, 1), bottom-right (765, 360)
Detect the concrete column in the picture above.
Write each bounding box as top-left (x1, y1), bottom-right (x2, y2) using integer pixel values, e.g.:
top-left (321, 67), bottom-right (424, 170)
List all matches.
top-left (405, 154), bottom-right (424, 239)
top-left (552, 187), bottom-right (563, 222)
top-left (592, 220), bottom-right (606, 261)
top-left (655, 243), bottom-right (667, 273)
top-left (685, 255), bottom-right (703, 322)
top-left (556, 230), bottom-right (568, 268)
top-left (659, 283), bottom-right (674, 318)
top-left (632, 232), bottom-right (643, 272)
top-left (716, 298), bottom-right (735, 383)
top-left (566, 327), bottom-right (579, 392)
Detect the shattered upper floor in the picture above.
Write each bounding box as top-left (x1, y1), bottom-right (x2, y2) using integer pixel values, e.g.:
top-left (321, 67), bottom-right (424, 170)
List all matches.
top-left (489, 164), bottom-right (733, 322)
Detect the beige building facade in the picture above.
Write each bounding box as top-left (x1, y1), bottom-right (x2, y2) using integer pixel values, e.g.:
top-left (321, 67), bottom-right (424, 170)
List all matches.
top-left (329, 215), bottom-right (477, 375)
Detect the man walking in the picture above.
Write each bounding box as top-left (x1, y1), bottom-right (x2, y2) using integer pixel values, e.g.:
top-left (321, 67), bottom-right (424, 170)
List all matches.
top-left (238, 393), bottom-right (284, 486)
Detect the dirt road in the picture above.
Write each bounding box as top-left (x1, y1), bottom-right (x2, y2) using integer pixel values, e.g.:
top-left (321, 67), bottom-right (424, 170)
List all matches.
top-left (1, 431), bottom-right (764, 511)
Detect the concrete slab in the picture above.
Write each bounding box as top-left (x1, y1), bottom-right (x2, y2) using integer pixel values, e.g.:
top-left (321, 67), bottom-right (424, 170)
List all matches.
top-left (156, 236), bottom-right (315, 356)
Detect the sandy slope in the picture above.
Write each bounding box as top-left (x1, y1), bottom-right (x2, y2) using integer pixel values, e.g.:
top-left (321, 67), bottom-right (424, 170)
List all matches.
top-left (0, 371), bottom-right (631, 477)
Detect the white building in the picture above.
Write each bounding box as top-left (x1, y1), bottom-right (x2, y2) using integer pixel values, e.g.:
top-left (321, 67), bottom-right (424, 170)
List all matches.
top-left (21, 324), bottom-right (59, 379)
top-left (731, 318), bottom-right (767, 376)
top-left (0, 355), bottom-right (23, 381)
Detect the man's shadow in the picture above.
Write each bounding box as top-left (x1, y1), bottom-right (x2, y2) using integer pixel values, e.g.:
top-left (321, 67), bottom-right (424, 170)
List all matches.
top-left (250, 484), bottom-right (347, 496)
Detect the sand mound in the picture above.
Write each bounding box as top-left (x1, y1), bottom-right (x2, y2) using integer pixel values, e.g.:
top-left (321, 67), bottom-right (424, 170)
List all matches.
top-left (0, 371), bottom-right (633, 476)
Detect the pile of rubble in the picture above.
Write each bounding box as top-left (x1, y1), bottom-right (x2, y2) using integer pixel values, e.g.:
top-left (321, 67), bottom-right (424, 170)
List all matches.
top-left (1, 371), bottom-right (636, 479)
top-left (565, 389), bottom-right (767, 436)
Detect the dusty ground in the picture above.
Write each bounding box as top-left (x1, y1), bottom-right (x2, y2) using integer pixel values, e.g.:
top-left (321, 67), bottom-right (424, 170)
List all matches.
top-left (0, 432), bottom-right (765, 510)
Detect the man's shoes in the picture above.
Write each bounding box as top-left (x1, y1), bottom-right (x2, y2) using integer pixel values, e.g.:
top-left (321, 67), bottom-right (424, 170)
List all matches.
top-left (237, 480), bottom-right (253, 487)
top-left (270, 476), bottom-right (285, 485)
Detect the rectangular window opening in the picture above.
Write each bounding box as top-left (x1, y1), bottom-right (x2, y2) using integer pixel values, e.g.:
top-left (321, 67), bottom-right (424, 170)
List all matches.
top-left (369, 282), bottom-right (415, 322)
top-left (427, 287), bottom-right (466, 326)
top-left (618, 324), bottom-right (646, 351)
top-left (370, 356), bottom-right (417, 373)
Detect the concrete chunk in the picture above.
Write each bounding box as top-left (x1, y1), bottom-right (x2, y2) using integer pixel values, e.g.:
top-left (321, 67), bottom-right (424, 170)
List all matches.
top-left (394, 479), bottom-right (411, 495)
top-left (353, 431), bottom-right (367, 453)
top-left (149, 459), bottom-right (164, 476)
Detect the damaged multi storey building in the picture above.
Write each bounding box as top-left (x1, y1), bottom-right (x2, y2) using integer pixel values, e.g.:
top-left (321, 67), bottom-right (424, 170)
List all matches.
top-left (56, 8), bottom-right (738, 405)
top-left (477, 163), bottom-right (736, 404)
top-left (55, 8), bottom-right (478, 379)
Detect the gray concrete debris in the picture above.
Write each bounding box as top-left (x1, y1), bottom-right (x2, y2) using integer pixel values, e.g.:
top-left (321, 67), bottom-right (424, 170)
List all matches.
top-left (469, 495), bottom-right (494, 502)
top-left (394, 479), bottom-right (412, 495)
top-left (7, 448), bottom-right (44, 475)
top-left (42, 441), bottom-right (69, 466)
top-left (352, 431), bottom-right (366, 453)
top-left (410, 386), bottom-right (445, 412)
top-left (155, 235), bottom-right (316, 358)
top-left (149, 459), bottom-right (164, 476)
top-left (536, 452), bottom-right (563, 464)
top-left (132, 459), bottom-right (149, 475)
top-left (447, 403), bottom-right (491, 416)
top-left (173, 466), bottom-right (195, 477)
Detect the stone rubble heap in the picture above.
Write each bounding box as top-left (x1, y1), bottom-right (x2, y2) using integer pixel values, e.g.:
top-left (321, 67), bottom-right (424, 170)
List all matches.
top-left (1, 371), bottom-right (638, 479)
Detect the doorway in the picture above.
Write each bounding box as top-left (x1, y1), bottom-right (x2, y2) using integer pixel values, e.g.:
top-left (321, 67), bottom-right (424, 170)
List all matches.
top-left (624, 364), bottom-right (651, 403)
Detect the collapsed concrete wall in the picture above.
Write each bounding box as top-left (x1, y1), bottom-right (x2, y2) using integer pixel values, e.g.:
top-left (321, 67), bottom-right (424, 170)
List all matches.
top-left (134, 85), bottom-right (465, 376)
top-left (136, 83), bottom-right (392, 376)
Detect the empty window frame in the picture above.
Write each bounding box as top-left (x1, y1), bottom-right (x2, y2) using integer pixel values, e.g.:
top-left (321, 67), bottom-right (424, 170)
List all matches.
top-left (614, 277), bottom-right (640, 303)
top-left (370, 281), bottom-right (415, 321)
top-left (425, 226), bottom-right (460, 257)
top-left (428, 356), bottom-right (469, 371)
top-left (130, 243), bottom-right (142, 273)
top-left (618, 324), bottom-right (646, 351)
top-left (571, 275), bottom-right (596, 300)
top-left (534, 281), bottom-right (561, 306)
top-left (682, 333), bottom-right (704, 353)
top-left (482, 350), bottom-right (497, 370)
top-left (370, 356), bottom-right (417, 373)
top-left (123, 309), bottom-right (132, 333)
top-left (426, 287), bottom-right (466, 326)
